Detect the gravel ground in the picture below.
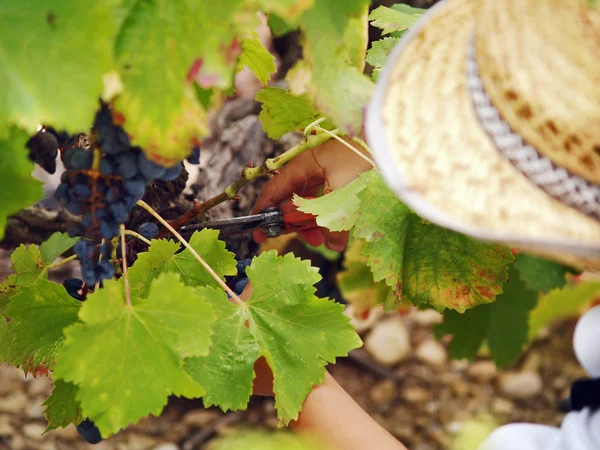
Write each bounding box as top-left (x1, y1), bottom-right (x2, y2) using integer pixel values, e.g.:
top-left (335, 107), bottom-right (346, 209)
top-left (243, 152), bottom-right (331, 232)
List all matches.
top-left (0, 310), bottom-right (584, 450)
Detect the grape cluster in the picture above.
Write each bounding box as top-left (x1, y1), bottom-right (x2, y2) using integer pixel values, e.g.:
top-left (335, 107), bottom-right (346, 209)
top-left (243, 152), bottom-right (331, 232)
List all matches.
top-left (227, 258), bottom-right (251, 296)
top-left (53, 104), bottom-right (185, 286)
top-left (76, 418), bottom-right (103, 445)
top-left (63, 278), bottom-right (84, 300)
top-left (26, 127), bottom-right (77, 174)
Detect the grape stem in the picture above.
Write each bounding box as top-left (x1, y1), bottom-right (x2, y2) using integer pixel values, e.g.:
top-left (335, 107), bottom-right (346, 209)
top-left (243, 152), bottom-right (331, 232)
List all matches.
top-left (124, 230), bottom-right (152, 246)
top-left (314, 126), bottom-right (376, 167)
top-left (136, 200), bottom-right (244, 305)
top-left (165, 129), bottom-right (340, 232)
top-left (120, 225), bottom-right (132, 307)
top-left (46, 253), bottom-right (78, 270)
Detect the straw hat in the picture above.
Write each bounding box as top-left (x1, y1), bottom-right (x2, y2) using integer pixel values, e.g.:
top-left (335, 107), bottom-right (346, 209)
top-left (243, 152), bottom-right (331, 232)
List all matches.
top-left (366, 0), bottom-right (600, 270)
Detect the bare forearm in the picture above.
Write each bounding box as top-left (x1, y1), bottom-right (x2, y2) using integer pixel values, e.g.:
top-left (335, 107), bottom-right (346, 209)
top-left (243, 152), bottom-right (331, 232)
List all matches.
top-left (291, 372), bottom-right (408, 450)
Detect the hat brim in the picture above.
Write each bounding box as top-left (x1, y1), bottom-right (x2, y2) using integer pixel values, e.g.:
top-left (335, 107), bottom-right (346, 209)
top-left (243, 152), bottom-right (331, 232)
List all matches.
top-left (365, 0), bottom-right (600, 266)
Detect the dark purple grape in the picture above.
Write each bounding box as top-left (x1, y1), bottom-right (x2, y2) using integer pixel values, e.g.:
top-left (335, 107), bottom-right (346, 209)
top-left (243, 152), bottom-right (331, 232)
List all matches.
top-left (63, 278), bottom-right (83, 300)
top-left (115, 152), bottom-right (138, 179)
top-left (160, 164), bottom-right (181, 181)
top-left (138, 153), bottom-right (166, 180)
top-left (67, 224), bottom-right (84, 237)
top-left (123, 179), bottom-right (145, 197)
top-left (109, 202), bottom-right (128, 223)
top-left (100, 220), bottom-right (120, 239)
top-left (66, 200), bottom-right (83, 215)
top-left (70, 184), bottom-right (91, 202)
top-left (138, 222), bottom-right (159, 240)
top-left (81, 261), bottom-right (98, 286)
top-left (123, 194), bottom-right (142, 210)
top-left (186, 146), bottom-right (201, 164)
top-left (236, 258), bottom-right (252, 277)
top-left (76, 419), bottom-right (103, 444)
top-left (26, 131), bottom-right (58, 174)
top-left (234, 278), bottom-right (248, 295)
top-left (68, 148), bottom-right (93, 170)
top-left (82, 212), bottom-right (93, 228)
top-left (97, 259), bottom-right (115, 280)
top-left (99, 159), bottom-right (114, 175)
top-left (54, 183), bottom-right (68, 203)
top-left (74, 240), bottom-right (94, 260)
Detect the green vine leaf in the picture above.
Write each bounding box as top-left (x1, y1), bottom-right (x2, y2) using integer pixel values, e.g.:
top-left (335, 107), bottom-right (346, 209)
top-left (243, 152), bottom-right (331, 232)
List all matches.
top-left (258, 0), bottom-right (315, 22)
top-left (366, 37), bottom-right (399, 80)
top-left (237, 34), bottom-right (276, 86)
top-left (185, 251), bottom-right (361, 425)
top-left (528, 281), bottom-right (600, 340)
top-left (0, 128), bottom-right (44, 241)
top-left (298, 0), bottom-right (373, 135)
top-left (53, 273), bottom-right (216, 437)
top-left (436, 265), bottom-right (539, 367)
top-left (40, 232), bottom-right (79, 265)
top-left (127, 229), bottom-right (237, 300)
top-left (514, 253), bottom-right (570, 293)
top-left (0, 244), bottom-right (46, 314)
top-left (0, 2), bottom-right (119, 132)
top-left (368, 5), bottom-right (423, 35)
top-left (0, 280), bottom-right (81, 374)
top-left (256, 87), bottom-right (325, 139)
top-left (44, 380), bottom-right (82, 431)
top-left (113, 1), bottom-right (252, 163)
top-left (297, 171), bottom-right (514, 312)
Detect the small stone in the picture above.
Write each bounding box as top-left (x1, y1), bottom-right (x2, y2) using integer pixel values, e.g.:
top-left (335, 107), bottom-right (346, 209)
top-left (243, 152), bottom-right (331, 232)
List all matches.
top-left (402, 386), bottom-right (432, 403)
top-left (152, 444), bottom-right (180, 450)
top-left (50, 425), bottom-right (79, 440)
top-left (553, 376), bottom-right (568, 390)
top-left (21, 423), bottom-right (46, 440)
top-left (345, 305), bottom-right (384, 334)
top-left (499, 371), bottom-right (543, 399)
top-left (411, 309), bottom-right (443, 326)
top-left (364, 317), bottom-right (411, 366)
top-left (28, 377), bottom-right (52, 396)
top-left (415, 339), bottom-right (447, 366)
top-left (127, 433), bottom-right (158, 450)
top-left (183, 409), bottom-right (220, 428)
top-left (0, 418), bottom-right (14, 436)
top-left (0, 392), bottom-right (28, 413)
top-left (491, 398), bottom-right (514, 415)
top-left (468, 361), bottom-right (498, 382)
top-left (369, 379), bottom-right (398, 406)
top-left (26, 397), bottom-right (46, 418)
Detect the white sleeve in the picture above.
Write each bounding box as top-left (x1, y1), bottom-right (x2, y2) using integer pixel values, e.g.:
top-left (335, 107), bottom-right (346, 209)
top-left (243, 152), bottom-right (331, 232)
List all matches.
top-left (478, 423), bottom-right (562, 450)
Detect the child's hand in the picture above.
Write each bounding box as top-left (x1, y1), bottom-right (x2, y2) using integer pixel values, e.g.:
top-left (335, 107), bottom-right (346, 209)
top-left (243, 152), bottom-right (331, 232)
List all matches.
top-left (252, 138), bottom-right (373, 251)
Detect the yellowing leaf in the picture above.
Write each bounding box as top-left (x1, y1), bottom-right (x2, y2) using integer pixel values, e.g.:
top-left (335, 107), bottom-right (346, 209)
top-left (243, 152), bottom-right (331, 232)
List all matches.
top-left (368, 5), bottom-right (423, 35)
top-left (44, 381), bottom-right (82, 431)
top-left (237, 34), bottom-right (276, 86)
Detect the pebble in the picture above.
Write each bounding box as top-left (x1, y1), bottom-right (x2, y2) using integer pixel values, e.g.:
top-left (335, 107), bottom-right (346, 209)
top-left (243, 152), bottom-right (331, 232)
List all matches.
top-left (21, 423), bottom-right (46, 440)
top-left (492, 398), bottom-right (514, 415)
top-left (364, 317), bottom-right (411, 366)
top-left (152, 444), bottom-right (180, 450)
top-left (0, 392), bottom-right (28, 413)
top-left (369, 379), bottom-right (398, 406)
top-left (28, 377), bottom-right (52, 396)
top-left (26, 397), bottom-right (46, 419)
top-left (50, 424), bottom-right (79, 440)
top-left (499, 371), bottom-right (543, 399)
top-left (468, 360), bottom-right (498, 382)
top-left (126, 433), bottom-right (159, 449)
top-left (402, 386), bottom-right (432, 403)
top-left (415, 339), bottom-right (447, 366)
top-left (183, 409), bottom-right (220, 427)
top-left (411, 309), bottom-right (443, 326)
top-left (345, 305), bottom-right (384, 334)
top-left (0, 418), bottom-right (14, 436)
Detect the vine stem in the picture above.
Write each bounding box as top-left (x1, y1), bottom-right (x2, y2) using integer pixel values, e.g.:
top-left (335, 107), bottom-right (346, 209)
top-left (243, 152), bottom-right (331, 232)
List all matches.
top-left (125, 230), bottom-right (151, 246)
top-left (120, 225), bottom-right (131, 307)
top-left (166, 130), bottom-right (339, 231)
top-left (137, 200), bottom-right (244, 305)
top-left (352, 136), bottom-right (373, 155)
top-left (315, 126), bottom-right (376, 167)
top-left (46, 253), bottom-right (78, 270)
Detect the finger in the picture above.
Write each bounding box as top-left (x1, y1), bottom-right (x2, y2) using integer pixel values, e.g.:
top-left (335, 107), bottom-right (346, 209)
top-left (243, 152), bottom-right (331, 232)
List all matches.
top-left (252, 356), bottom-right (274, 396)
top-left (253, 228), bottom-right (267, 244)
top-left (298, 228), bottom-right (325, 247)
top-left (322, 230), bottom-right (349, 252)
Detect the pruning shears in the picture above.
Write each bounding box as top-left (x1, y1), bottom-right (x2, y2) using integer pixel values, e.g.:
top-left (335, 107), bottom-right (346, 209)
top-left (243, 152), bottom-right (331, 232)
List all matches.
top-left (179, 198), bottom-right (318, 238)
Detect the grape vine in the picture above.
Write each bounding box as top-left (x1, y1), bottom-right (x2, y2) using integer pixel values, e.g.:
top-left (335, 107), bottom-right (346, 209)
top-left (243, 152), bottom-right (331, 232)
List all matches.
top-left (0, 0), bottom-right (591, 446)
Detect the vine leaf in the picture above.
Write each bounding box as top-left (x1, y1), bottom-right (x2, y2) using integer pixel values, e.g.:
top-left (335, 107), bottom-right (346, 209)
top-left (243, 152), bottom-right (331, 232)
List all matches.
top-left (528, 281), bottom-right (600, 340)
top-left (114, 1), bottom-right (248, 162)
top-left (53, 273), bottom-right (216, 437)
top-left (44, 380), bottom-right (82, 431)
top-left (293, 171), bottom-right (372, 232)
top-left (514, 253), bottom-right (570, 293)
top-left (0, 280), bottom-right (81, 374)
top-left (40, 232), bottom-right (79, 265)
top-left (436, 265), bottom-right (539, 367)
top-left (258, 0), bottom-right (315, 22)
top-left (127, 229), bottom-right (237, 300)
top-left (0, 244), bottom-right (46, 314)
top-left (297, 170), bottom-right (514, 312)
top-left (366, 37), bottom-right (399, 81)
top-left (255, 87), bottom-right (326, 139)
top-left (0, 128), bottom-right (44, 241)
top-left (368, 5), bottom-right (423, 35)
top-left (185, 251), bottom-right (361, 425)
top-left (0, 2), bottom-right (119, 132)
top-left (298, 0), bottom-right (373, 135)
top-left (237, 34), bottom-right (276, 86)
top-left (337, 239), bottom-right (394, 315)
